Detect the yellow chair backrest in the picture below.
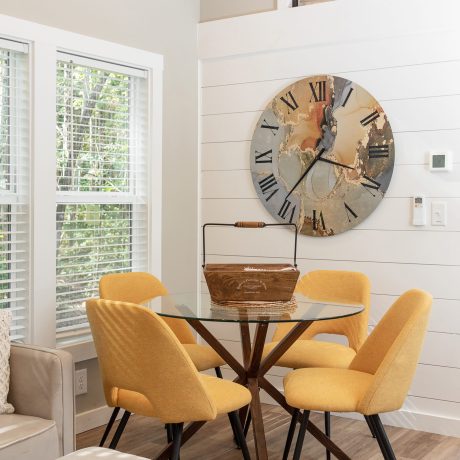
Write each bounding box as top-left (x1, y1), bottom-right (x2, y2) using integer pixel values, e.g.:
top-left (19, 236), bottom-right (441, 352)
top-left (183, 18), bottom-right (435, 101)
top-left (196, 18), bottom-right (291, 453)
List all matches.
top-left (99, 272), bottom-right (196, 344)
top-left (86, 298), bottom-right (217, 423)
top-left (273, 270), bottom-right (371, 351)
top-left (351, 289), bottom-right (432, 415)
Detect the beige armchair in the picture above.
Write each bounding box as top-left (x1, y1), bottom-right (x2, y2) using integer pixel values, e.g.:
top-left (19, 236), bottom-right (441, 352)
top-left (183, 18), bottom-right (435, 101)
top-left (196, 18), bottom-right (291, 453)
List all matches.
top-left (0, 343), bottom-right (75, 460)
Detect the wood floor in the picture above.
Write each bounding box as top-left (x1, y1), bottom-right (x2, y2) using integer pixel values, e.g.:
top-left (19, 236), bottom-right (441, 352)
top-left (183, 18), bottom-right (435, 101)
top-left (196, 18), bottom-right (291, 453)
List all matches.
top-left (77, 405), bottom-right (460, 459)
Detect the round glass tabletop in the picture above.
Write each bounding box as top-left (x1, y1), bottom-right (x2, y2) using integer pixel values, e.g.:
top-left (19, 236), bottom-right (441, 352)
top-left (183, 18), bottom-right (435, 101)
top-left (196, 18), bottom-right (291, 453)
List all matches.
top-left (148, 292), bottom-right (364, 324)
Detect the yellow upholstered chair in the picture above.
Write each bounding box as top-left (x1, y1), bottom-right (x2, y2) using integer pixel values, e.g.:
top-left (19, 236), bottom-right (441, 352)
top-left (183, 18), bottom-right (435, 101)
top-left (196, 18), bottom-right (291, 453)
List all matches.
top-left (87, 299), bottom-right (252, 460)
top-left (282, 289), bottom-right (432, 460)
top-left (262, 270), bottom-right (370, 456)
top-left (98, 272), bottom-right (225, 446)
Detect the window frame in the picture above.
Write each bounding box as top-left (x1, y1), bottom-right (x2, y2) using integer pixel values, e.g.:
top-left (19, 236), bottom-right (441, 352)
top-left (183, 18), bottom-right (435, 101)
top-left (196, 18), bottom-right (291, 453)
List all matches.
top-left (0, 14), bottom-right (163, 360)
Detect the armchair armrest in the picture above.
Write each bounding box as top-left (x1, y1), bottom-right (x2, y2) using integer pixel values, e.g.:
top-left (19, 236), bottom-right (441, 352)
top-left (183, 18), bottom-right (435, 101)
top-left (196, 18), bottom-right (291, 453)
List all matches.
top-left (8, 343), bottom-right (75, 455)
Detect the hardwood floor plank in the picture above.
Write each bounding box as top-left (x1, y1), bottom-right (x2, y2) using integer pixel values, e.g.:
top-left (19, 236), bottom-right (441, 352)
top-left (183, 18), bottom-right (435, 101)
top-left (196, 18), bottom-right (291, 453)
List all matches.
top-left (76, 405), bottom-right (460, 459)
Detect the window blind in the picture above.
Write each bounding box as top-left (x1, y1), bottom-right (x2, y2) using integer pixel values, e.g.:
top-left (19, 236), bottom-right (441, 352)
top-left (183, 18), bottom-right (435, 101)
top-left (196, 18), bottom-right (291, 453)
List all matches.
top-left (0, 43), bottom-right (29, 341)
top-left (55, 55), bottom-right (148, 343)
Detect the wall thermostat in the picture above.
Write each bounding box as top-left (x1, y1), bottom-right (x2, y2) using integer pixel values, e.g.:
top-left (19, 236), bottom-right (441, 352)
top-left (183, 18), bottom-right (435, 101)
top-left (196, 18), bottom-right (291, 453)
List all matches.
top-left (429, 152), bottom-right (452, 171)
top-left (412, 195), bottom-right (426, 226)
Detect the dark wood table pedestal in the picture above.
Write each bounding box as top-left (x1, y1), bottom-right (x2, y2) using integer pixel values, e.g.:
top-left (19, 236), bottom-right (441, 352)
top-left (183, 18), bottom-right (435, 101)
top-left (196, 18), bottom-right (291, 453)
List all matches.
top-left (157, 318), bottom-right (352, 460)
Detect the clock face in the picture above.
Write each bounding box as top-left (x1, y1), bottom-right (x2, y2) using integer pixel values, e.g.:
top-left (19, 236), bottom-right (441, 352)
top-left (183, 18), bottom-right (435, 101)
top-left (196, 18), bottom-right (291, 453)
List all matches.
top-left (250, 75), bottom-right (395, 237)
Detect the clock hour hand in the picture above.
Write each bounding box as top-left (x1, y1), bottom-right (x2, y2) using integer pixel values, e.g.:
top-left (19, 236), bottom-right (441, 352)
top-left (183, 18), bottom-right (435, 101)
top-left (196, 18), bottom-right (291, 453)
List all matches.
top-left (285, 147), bottom-right (326, 200)
top-left (318, 157), bottom-right (355, 170)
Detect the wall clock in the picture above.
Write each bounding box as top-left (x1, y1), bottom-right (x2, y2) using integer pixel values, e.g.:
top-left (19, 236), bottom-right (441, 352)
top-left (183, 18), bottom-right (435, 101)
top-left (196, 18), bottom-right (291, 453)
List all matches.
top-left (250, 75), bottom-right (395, 237)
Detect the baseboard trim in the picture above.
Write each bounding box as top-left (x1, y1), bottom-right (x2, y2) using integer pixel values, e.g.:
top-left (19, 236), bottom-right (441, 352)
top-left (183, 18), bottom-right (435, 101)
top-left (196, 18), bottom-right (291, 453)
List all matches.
top-left (76, 405), bottom-right (121, 435)
top-left (260, 390), bottom-right (460, 438)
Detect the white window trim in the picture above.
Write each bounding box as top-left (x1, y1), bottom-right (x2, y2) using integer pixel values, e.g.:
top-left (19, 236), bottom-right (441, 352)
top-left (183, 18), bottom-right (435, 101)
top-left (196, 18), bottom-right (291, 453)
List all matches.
top-left (0, 14), bottom-right (163, 361)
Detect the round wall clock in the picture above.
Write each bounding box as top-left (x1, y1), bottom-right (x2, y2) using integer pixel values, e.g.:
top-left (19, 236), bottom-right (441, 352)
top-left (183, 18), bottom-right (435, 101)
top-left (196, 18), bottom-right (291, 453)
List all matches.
top-left (250, 75), bottom-right (395, 237)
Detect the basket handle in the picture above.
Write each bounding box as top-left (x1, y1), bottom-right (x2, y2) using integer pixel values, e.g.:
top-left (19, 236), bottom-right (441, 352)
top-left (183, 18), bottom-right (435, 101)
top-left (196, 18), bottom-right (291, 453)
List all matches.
top-left (202, 221), bottom-right (298, 268)
top-left (234, 221), bottom-right (266, 228)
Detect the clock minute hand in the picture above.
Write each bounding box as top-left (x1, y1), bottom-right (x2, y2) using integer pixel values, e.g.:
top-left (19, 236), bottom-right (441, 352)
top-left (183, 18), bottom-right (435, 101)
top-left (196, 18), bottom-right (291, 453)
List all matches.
top-left (318, 157), bottom-right (355, 170)
top-left (285, 147), bottom-right (326, 200)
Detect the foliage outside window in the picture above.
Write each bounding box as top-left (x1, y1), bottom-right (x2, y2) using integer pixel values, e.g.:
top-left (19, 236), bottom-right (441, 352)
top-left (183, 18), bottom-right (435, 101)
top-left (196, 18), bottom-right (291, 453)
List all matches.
top-left (56, 58), bottom-right (147, 342)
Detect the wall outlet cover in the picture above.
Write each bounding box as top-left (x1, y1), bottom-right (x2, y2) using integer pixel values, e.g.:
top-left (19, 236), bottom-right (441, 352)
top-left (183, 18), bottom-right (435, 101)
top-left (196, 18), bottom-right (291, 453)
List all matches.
top-left (75, 368), bottom-right (88, 396)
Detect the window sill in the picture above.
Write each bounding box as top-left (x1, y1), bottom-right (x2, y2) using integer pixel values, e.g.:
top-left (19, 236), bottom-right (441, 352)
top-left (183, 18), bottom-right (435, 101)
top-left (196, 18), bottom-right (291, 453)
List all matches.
top-left (58, 338), bottom-right (97, 362)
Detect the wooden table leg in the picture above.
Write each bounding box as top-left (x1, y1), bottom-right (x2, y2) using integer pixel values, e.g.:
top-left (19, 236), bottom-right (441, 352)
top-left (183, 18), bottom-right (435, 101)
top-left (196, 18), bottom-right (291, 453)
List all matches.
top-left (186, 319), bottom-right (246, 378)
top-left (248, 378), bottom-right (268, 460)
top-left (239, 323), bottom-right (251, 426)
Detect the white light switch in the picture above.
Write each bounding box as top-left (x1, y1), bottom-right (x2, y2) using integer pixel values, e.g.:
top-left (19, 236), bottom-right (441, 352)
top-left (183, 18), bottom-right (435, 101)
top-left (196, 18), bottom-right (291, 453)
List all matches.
top-left (431, 202), bottom-right (447, 226)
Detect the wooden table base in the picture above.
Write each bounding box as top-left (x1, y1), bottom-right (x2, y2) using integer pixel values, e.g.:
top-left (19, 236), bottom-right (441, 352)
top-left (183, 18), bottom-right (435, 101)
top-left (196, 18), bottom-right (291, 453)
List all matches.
top-left (160, 319), bottom-right (353, 460)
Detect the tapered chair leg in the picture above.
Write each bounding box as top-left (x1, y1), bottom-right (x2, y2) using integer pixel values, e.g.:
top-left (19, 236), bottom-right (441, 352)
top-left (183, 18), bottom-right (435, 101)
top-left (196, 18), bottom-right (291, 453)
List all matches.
top-left (325, 411), bottom-right (331, 460)
top-left (99, 407), bottom-right (120, 447)
top-left (364, 415), bottom-right (377, 438)
top-left (109, 410), bottom-right (131, 449)
top-left (229, 411), bottom-right (251, 460)
top-left (293, 411), bottom-right (310, 460)
top-left (215, 367), bottom-right (241, 448)
top-left (243, 410), bottom-right (252, 437)
top-left (282, 408), bottom-right (299, 460)
top-left (171, 423), bottom-right (184, 460)
top-left (369, 415), bottom-right (397, 460)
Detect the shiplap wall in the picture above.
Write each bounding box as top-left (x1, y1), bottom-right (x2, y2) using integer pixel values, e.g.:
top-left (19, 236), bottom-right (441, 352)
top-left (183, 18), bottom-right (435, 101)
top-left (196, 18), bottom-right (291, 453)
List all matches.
top-left (198, 0), bottom-right (460, 436)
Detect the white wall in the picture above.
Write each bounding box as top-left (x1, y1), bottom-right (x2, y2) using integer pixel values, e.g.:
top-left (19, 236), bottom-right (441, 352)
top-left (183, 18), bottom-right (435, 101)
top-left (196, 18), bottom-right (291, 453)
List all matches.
top-left (0, 0), bottom-right (200, 421)
top-left (198, 0), bottom-right (460, 437)
top-left (200, 0), bottom-right (275, 22)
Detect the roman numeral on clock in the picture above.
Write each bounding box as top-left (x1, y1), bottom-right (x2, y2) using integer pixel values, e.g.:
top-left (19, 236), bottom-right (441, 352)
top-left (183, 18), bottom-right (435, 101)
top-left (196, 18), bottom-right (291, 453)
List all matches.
top-left (342, 87), bottom-right (354, 107)
top-left (360, 110), bottom-right (380, 127)
top-left (280, 90), bottom-right (299, 113)
top-left (309, 80), bottom-right (327, 102)
top-left (260, 119), bottom-right (279, 136)
top-left (312, 210), bottom-right (326, 231)
top-left (368, 145), bottom-right (390, 159)
top-left (361, 174), bottom-right (381, 196)
top-left (279, 199), bottom-right (296, 223)
top-left (258, 174), bottom-right (279, 201)
top-left (255, 149), bottom-right (273, 164)
top-left (344, 202), bottom-right (358, 223)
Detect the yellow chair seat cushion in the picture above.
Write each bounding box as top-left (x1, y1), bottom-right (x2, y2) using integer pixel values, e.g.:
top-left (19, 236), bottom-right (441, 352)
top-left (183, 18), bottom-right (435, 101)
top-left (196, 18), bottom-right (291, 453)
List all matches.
top-left (200, 375), bottom-right (251, 415)
top-left (263, 339), bottom-right (356, 370)
top-left (284, 368), bottom-right (373, 413)
top-left (183, 344), bottom-right (225, 371)
top-left (115, 375), bottom-right (251, 421)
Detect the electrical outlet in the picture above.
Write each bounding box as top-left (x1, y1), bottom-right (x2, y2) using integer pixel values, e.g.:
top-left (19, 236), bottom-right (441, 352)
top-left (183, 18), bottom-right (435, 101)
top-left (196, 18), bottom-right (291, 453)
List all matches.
top-left (75, 368), bottom-right (87, 395)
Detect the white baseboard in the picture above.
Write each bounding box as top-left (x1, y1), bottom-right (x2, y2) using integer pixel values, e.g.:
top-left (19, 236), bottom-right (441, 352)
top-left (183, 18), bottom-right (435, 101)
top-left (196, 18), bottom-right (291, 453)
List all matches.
top-left (76, 405), bottom-right (121, 435)
top-left (260, 390), bottom-right (460, 438)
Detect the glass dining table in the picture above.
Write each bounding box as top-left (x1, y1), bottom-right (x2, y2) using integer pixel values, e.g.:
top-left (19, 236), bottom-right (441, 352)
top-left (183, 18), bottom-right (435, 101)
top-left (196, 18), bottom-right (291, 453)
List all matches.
top-left (150, 292), bottom-right (363, 460)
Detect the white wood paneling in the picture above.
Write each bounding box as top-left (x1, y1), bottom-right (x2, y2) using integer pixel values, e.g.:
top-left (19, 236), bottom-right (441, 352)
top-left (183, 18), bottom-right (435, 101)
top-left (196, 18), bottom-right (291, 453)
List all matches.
top-left (202, 132), bottom-right (460, 171)
top-left (202, 197), bottom-right (460, 232)
top-left (202, 166), bottom-right (460, 198)
top-left (199, 0), bottom-right (460, 435)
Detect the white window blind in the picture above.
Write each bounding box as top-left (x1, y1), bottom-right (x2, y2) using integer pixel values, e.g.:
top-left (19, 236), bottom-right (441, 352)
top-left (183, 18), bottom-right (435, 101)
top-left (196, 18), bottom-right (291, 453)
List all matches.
top-left (56, 54), bottom-right (148, 343)
top-left (0, 42), bottom-right (29, 341)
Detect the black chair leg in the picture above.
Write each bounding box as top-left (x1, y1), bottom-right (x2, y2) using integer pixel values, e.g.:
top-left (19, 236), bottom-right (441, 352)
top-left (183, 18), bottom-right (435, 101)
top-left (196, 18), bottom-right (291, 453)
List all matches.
top-left (293, 411), bottom-right (310, 460)
top-left (364, 415), bottom-right (377, 438)
top-left (229, 411), bottom-right (251, 460)
top-left (282, 408), bottom-right (299, 460)
top-left (369, 414), bottom-right (397, 460)
top-left (166, 423), bottom-right (173, 443)
top-left (243, 410), bottom-right (252, 437)
top-left (215, 367), bottom-right (241, 448)
top-left (109, 410), bottom-right (131, 449)
top-left (171, 423), bottom-right (184, 460)
top-left (99, 407), bottom-right (120, 447)
top-left (325, 411), bottom-right (331, 460)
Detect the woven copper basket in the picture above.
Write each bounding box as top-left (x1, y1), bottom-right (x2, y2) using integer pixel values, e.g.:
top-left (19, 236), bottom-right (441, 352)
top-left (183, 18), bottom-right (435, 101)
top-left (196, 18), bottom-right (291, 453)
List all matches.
top-left (202, 221), bottom-right (299, 302)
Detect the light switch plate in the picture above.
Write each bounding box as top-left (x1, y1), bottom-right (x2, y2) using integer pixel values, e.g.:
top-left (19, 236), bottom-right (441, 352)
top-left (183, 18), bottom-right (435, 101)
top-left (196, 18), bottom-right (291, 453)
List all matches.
top-left (431, 201), bottom-right (447, 226)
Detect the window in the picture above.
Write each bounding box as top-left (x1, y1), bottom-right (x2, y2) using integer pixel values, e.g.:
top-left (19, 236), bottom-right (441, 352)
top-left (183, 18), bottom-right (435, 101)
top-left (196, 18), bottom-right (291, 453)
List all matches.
top-left (55, 54), bottom-right (148, 342)
top-left (0, 40), bottom-right (29, 341)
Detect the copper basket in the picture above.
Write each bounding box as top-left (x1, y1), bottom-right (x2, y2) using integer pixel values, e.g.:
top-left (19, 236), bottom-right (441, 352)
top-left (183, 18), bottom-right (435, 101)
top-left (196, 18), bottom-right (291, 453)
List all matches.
top-left (202, 221), bottom-right (299, 302)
